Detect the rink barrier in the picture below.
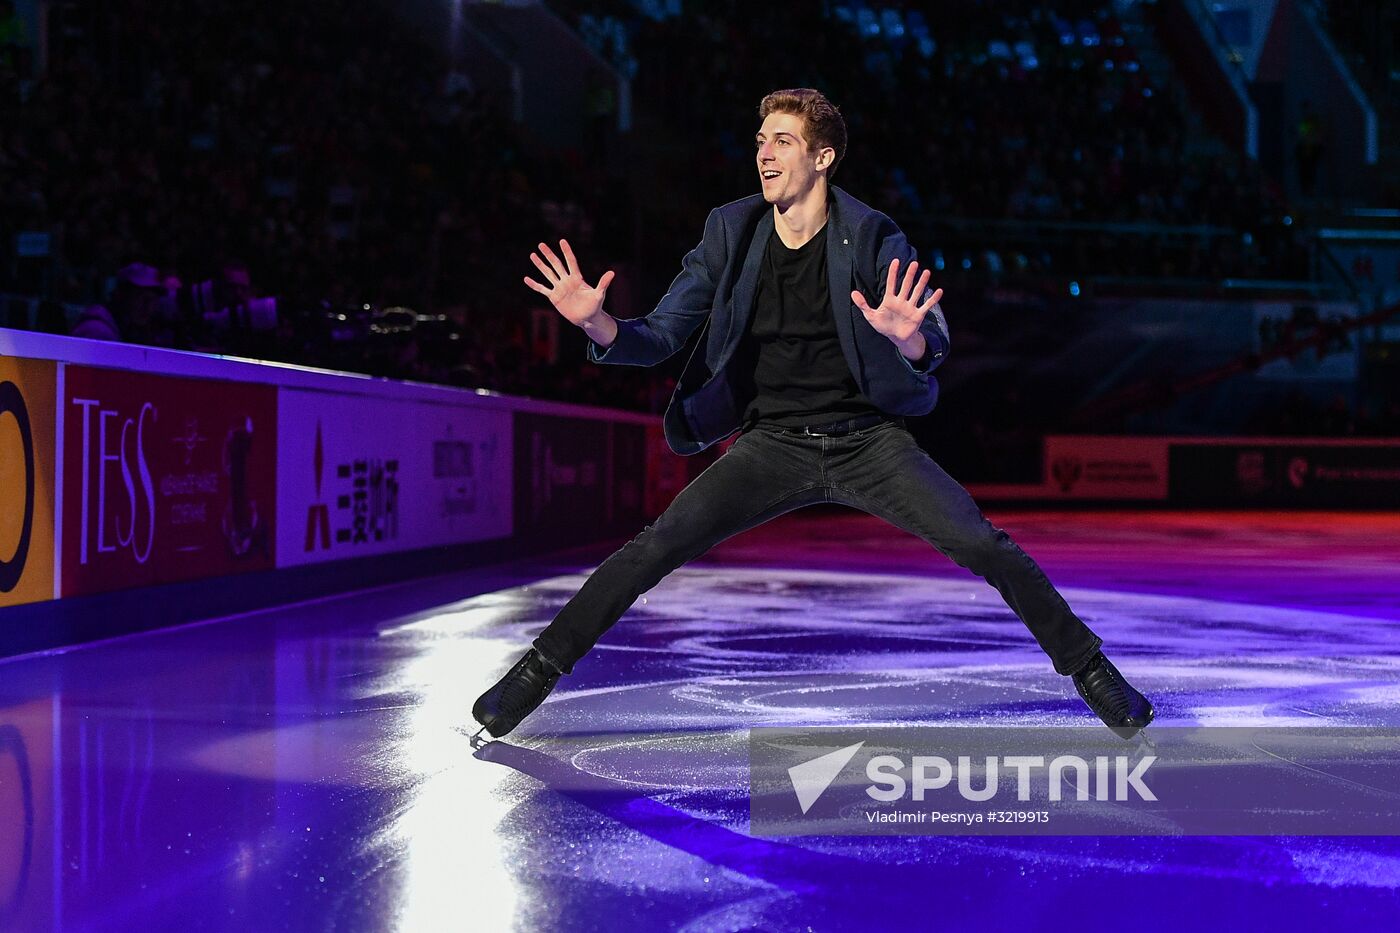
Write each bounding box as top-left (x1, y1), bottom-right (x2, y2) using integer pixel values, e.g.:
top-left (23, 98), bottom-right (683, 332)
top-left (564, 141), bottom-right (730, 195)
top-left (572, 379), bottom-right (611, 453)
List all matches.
top-left (0, 329), bottom-right (708, 657)
top-left (968, 435), bottom-right (1400, 508)
top-left (7, 330), bottom-right (1393, 656)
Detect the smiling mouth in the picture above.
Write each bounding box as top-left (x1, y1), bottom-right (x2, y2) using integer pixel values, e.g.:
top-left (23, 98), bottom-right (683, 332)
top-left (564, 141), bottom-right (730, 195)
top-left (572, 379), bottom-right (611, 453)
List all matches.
top-left (761, 171), bottom-right (781, 181)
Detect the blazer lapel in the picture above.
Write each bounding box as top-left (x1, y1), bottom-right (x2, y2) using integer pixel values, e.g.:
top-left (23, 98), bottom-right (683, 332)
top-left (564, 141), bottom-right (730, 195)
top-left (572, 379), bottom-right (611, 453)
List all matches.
top-left (715, 207), bottom-right (772, 368)
top-left (825, 191), bottom-right (866, 385)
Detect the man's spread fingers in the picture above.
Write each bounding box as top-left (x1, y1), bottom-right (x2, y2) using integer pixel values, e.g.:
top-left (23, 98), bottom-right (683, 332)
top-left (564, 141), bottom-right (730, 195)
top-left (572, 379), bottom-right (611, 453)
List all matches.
top-left (918, 286), bottom-right (944, 312)
top-left (530, 253), bottom-right (558, 283)
top-left (901, 261), bottom-right (921, 300)
top-left (560, 239), bottom-right (579, 277)
top-left (538, 241), bottom-right (567, 278)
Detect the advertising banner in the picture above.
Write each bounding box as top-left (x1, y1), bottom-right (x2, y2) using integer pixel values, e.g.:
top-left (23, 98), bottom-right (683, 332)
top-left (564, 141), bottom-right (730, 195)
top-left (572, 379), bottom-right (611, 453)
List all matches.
top-left (60, 366), bottom-right (277, 597)
top-left (0, 357), bottom-right (56, 608)
top-left (276, 391), bottom-right (512, 567)
top-left (1169, 441), bottom-right (1400, 508)
top-left (1042, 436), bottom-right (1169, 501)
top-left (513, 413), bottom-right (648, 551)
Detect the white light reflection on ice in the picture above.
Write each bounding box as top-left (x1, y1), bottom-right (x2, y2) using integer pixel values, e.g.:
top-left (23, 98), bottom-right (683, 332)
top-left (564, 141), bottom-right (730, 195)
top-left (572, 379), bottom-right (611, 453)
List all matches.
top-left (390, 609), bottom-right (524, 931)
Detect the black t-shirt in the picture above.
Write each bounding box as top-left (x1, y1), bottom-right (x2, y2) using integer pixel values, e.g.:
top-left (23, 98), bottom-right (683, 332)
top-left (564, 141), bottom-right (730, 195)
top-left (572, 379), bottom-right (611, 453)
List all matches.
top-left (736, 223), bottom-right (883, 427)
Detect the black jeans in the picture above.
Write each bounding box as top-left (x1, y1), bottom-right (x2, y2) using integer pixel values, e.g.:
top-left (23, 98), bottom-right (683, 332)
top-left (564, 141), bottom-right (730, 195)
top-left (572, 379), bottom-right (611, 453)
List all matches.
top-left (534, 421), bottom-right (1102, 676)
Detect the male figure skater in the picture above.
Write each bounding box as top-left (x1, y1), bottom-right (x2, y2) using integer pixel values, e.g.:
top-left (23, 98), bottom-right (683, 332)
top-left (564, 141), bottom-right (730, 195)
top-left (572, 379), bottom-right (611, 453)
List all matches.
top-left (473, 89), bottom-right (1153, 741)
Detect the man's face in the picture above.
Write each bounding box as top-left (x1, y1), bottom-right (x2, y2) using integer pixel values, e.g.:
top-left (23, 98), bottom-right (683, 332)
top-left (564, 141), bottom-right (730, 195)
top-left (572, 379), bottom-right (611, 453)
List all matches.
top-left (755, 111), bottom-right (832, 206)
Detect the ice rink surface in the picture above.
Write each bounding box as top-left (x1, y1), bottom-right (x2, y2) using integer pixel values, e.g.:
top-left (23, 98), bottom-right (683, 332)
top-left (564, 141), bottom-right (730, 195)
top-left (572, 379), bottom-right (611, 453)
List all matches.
top-left (2, 510), bottom-right (1398, 929)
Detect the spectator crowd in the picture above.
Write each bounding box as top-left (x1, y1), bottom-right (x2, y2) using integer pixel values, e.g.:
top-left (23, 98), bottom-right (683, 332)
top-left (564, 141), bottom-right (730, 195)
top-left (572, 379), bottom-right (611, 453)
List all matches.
top-left (1, 0), bottom-right (1383, 442)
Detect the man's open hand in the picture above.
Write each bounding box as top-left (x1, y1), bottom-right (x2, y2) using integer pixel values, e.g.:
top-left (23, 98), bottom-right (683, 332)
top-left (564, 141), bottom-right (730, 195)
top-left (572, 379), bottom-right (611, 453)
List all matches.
top-left (852, 258), bottom-right (943, 354)
top-left (524, 239), bottom-right (616, 329)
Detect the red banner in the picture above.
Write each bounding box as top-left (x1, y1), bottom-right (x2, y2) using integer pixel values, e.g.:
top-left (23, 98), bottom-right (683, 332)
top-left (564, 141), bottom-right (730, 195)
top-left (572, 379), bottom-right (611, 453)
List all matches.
top-left (61, 366), bottom-right (278, 596)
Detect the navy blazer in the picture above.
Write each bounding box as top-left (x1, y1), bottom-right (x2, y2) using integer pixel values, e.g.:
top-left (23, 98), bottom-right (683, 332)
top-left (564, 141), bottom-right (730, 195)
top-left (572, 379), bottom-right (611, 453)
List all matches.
top-left (589, 185), bottom-right (950, 455)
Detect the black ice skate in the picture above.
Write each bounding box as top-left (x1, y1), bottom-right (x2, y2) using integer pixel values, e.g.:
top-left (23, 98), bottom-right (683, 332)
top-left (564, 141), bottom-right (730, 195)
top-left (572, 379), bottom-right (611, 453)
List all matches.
top-left (1072, 651), bottom-right (1155, 740)
top-left (471, 648), bottom-right (562, 740)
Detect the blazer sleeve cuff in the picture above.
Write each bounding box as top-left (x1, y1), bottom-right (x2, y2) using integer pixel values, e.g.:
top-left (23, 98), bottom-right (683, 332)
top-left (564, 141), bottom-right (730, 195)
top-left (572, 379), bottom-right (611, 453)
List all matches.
top-left (899, 331), bottom-right (945, 375)
top-left (585, 317), bottom-right (636, 364)
top-left (903, 340), bottom-right (936, 375)
top-left (586, 337), bottom-right (616, 363)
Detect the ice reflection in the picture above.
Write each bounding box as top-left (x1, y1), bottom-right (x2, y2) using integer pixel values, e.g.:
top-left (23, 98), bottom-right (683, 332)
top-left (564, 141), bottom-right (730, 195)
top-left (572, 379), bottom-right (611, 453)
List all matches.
top-left (391, 613), bottom-right (522, 930)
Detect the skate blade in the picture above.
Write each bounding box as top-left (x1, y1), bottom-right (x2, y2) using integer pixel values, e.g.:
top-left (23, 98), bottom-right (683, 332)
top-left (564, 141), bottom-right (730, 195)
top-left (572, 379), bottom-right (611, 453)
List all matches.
top-left (469, 724), bottom-right (493, 749)
top-left (1110, 704), bottom-right (1157, 743)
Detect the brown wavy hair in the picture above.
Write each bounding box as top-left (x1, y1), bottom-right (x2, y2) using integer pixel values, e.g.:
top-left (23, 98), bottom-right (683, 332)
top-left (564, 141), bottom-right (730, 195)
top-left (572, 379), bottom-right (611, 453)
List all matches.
top-left (758, 88), bottom-right (847, 179)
